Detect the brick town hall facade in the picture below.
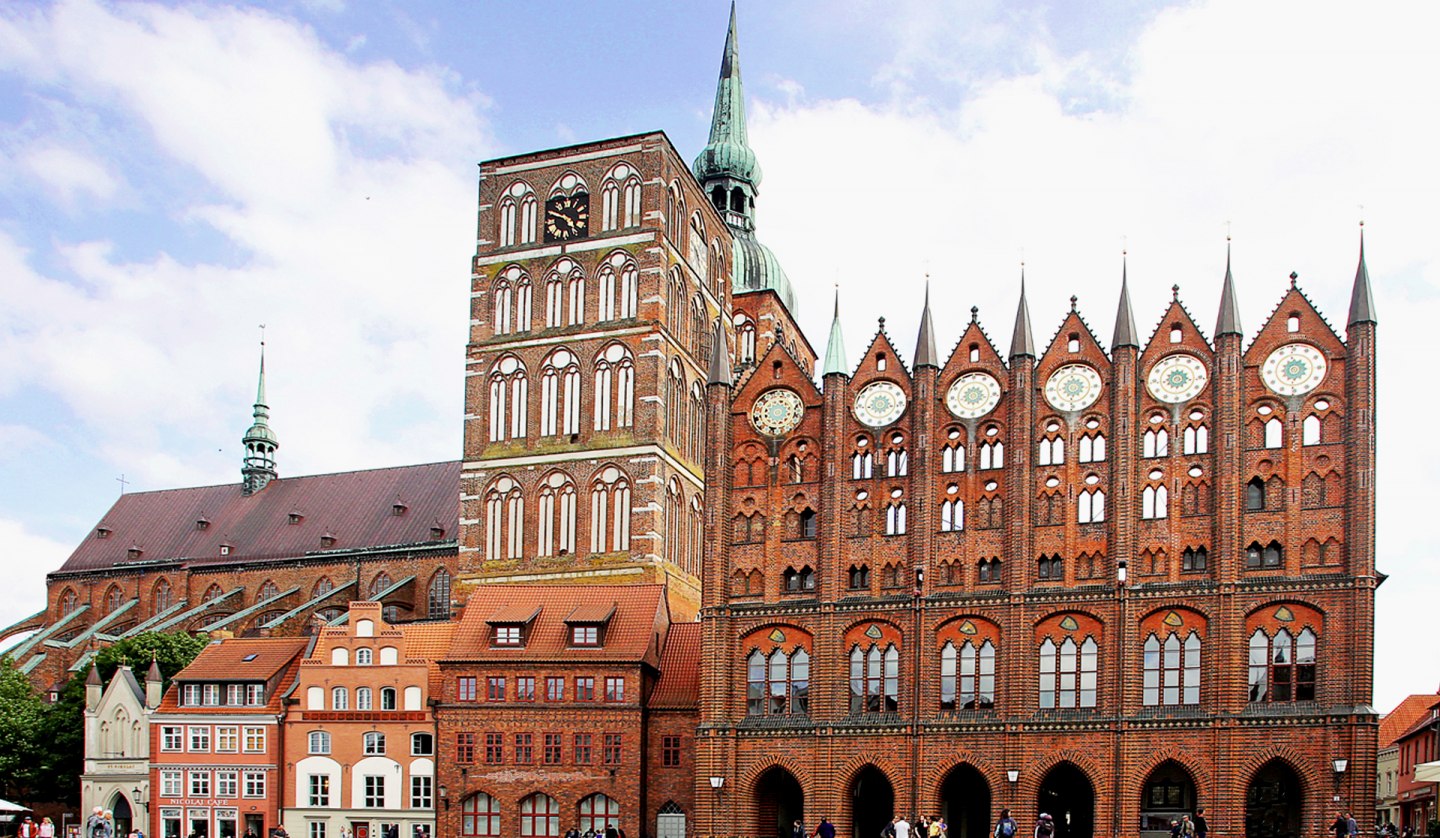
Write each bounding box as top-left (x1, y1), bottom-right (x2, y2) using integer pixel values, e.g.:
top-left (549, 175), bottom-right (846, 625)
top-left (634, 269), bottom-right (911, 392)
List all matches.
top-left (7, 8), bottom-right (1383, 838)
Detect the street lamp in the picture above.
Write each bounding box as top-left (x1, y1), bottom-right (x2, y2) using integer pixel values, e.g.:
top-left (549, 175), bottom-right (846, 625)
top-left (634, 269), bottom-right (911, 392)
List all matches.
top-left (1007, 770), bottom-right (1020, 784)
top-left (439, 785), bottom-right (448, 810)
top-left (1333, 758), bottom-right (1348, 803)
top-left (708, 778), bottom-right (725, 838)
top-left (709, 777), bottom-right (725, 790)
top-left (1117, 559), bottom-right (1128, 585)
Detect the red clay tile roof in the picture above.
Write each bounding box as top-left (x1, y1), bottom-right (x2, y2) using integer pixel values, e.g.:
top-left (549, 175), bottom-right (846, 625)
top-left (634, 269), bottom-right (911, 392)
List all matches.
top-left (175, 637), bottom-right (310, 682)
top-left (1381, 694), bottom-right (1440, 747)
top-left (564, 602), bottom-right (617, 623)
top-left (649, 622), bottom-right (701, 709)
top-left (446, 584), bottom-right (666, 666)
top-left (57, 461), bottom-right (459, 573)
top-left (1394, 699), bottom-right (1440, 743)
top-left (486, 603), bottom-right (542, 624)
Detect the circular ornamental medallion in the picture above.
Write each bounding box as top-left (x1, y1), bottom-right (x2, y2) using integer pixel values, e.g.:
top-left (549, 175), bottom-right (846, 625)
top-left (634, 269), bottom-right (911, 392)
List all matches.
top-left (946, 372), bottom-right (1002, 419)
top-left (1044, 364), bottom-right (1103, 412)
top-left (750, 389), bottom-right (804, 436)
top-left (853, 381), bottom-right (908, 427)
top-left (1146, 354), bottom-right (1209, 404)
top-left (1261, 343), bottom-right (1327, 396)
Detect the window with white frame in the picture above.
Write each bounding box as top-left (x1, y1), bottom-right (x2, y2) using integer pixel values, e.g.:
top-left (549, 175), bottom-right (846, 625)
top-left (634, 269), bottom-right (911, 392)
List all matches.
top-left (356, 648), bottom-right (373, 666)
top-left (246, 683), bottom-right (264, 705)
top-left (356, 687), bottom-right (373, 710)
top-left (243, 772), bottom-right (265, 799)
top-left (182, 684), bottom-right (200, 706)
top-left (411, 775), bottom-right (433, 809)
top-left (215, 726), bottom-right (238, 752)
top-left (363, 775), bottom-right (385, 808)
top-left (1143, 631), bottom-right (1200, 706)
top-left (1142, 485), bottom-right (1168, 519)
top-left (161, 726), bottom-right (183, 751)
top-left (412, 733), bottom-right (434, 756)
top-left (188, 726), bottom-right (210, 752)
top-left (1039, 635), bottom-right (1098, 708)
top-left (363, 732), bottom-right (385, 755)
top-left (161, 771), bottom-right (182, 797)
top-left (243, 726), bottom-right (265, 752)
top-left (307, 775), bottom-right (330, 807)
top-left (308, 731), bottom-right (331, 754)
top-left (202, 684), bottom-right (219, 706)
top-left (331, 687), bottom-right (348, 710)
top-left (188, 771), bottom-right (211, 797)
top-left (215, 771), bottom-right (238, 797)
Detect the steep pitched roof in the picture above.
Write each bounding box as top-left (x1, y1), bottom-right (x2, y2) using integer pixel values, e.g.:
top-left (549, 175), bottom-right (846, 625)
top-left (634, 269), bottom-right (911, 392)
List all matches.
top-left (173, 637), bottom-right (309, 682)
top-left (58, 461), bottom-right (459, 573)
top-left (445, 584), bottom-right (667, 667)
top-left (649, 622), bottom-right (701, 709)
top-left (1385, 694), bottom-right (1440, 746)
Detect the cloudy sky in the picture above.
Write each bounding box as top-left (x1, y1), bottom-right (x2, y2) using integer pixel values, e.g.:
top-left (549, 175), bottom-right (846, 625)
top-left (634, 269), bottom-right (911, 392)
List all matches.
top-left (0, 0), bottom-right (1435, 710)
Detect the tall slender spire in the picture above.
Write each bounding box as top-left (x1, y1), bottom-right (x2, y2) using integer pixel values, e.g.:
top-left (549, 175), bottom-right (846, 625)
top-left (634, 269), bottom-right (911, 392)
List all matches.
top-left (822, 289), bottom-right (849, 376)
top-left (241, 337), bottom-right (279, 495)
top-left (1010, 268), bottom-right (1036, 359)
top-left (914, 280), bottom-right (939, 368)
top-left (1348, 223), bottom-right (1376, 326)
top-left (1216, 240), bottom-right (1243, 337)
top-left (707, 318), bottom-right (733, 386)
top-left (1112, 254), bottom-right (1139, 349)
top-left (692, 2), bottom-right (761, 197)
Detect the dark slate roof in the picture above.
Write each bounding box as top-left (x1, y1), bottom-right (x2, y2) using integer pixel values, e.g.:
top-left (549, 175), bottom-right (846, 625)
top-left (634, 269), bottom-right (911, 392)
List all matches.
top-left (59, 461), bottom-right (459, 573)
top-left (914, 284), bottom-right (939, 368)
top-left (1112, 265), bottom-right (1139, 349)
top-left (1349, 231), bottom-right (1376, 325)
top-left (1216, 246), bottom-right (1243, 337)
top-left (1010, 276), bottom-right (1036, 359)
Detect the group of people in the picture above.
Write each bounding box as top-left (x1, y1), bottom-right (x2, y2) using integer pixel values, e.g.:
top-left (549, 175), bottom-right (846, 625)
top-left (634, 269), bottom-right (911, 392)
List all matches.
top-left (1165, 810), bottom-right (1210, 838)
top-left (789, 805), bottom-right (1213, 838)
top-left (16, 817), bottom-right (55, 838)
top-left (561, 826), bottom-right (625, 838)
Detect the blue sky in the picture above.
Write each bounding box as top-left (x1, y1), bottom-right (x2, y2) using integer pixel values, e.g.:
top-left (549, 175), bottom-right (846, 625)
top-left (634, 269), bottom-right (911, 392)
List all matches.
top-left (1, 0), bottom-right (1437, 710)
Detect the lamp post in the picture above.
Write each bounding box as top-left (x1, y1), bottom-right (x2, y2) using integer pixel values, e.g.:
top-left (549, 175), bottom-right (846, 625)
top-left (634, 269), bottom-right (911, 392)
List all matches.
top-left (439, 785), bottom-right (448, 810)
top-left (709, 778), bottom-right (725, 838)
top-left (1333, 758), bottom-right (1349, 804)
top-left (1008, 770), bottom-right (1020, 809)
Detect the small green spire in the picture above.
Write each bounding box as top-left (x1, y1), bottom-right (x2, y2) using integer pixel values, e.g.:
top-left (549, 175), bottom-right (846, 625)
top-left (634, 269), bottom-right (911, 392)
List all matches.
top-left (822, 289), bottom-right (848, 376)
top-left (242, 338), bottom-right (278, 495)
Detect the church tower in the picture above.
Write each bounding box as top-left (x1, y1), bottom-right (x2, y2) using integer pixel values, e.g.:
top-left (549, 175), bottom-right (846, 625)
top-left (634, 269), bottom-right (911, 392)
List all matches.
top-left (241, 343), bottom-right (278, 495)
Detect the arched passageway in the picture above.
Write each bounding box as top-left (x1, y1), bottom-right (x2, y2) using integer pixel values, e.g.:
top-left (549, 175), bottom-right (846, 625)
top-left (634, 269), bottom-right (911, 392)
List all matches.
top-left (1246, 760), bottom-right (1303, 838)
top-left (939, 763), bottom-right (992, 838)
top-left (851, 765), bottom-right (896, 838)
top-left (755, 766), bottom-right (805, 838)
top-left (1037, 762), bottom-right (1095, 838)
top-left (1139, 761), bottom-right (1198, 838)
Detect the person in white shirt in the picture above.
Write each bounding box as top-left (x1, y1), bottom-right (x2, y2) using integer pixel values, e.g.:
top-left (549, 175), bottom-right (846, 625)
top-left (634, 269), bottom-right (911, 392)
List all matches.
top-left (895, 816), bottom-right (912, 838)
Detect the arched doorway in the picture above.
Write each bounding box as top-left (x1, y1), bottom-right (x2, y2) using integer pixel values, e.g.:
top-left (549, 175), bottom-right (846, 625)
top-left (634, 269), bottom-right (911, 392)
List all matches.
top-left (755, 766), bottom-right (804, 838)
top-left (851, 765), bottom-right (896, 838)
top-left (110, 792), bottom-right (133, 838)
top-left (1139, 761), bottom-right (1197, 838)
top-left (939, 764), bottom-right (992, 838)
top-left (1246, 760), bottom-right (1303, 838)
top-left (1037, 762), bottom-right (1095, 838)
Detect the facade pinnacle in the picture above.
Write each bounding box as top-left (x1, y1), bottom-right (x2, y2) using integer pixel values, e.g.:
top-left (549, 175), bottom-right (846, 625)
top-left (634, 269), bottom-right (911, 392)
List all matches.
top-left (1010, 270), bottom-right (1036, 360)
top-left (706, 318), bottom-right (733, 387)
top-left (1216, 241), bottom-right (1243, 337)
top-left (1112, 256), bottom-right (1139, 349)
top-left (1348, 224), bottom-right (1376, 326)
top-left (822, 289), bottom-right (848, 376)
top-left (914, 280), bottom-right (939, 368)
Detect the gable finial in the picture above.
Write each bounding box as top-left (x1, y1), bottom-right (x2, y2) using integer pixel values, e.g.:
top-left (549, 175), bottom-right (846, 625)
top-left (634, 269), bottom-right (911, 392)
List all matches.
top-left (1172, 283), bottom-right (1180, 302)
top-left (970, 305), bottom-right (979, 324)
top-left (1290, 271), bottom-right (1299, 289)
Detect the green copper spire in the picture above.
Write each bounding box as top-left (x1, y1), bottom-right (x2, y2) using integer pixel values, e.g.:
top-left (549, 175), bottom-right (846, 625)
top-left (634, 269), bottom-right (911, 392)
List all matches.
top-left (242, 340), bottom-right (278, 496)
top-left (692, 3), bottom-right (761, 192)
top-left (822, 289), bottom-right (848, 376)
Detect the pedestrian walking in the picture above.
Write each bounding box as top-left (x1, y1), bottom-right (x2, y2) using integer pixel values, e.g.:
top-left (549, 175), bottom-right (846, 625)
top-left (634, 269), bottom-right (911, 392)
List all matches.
top-left (994, 809), bottom-right (1019, 838)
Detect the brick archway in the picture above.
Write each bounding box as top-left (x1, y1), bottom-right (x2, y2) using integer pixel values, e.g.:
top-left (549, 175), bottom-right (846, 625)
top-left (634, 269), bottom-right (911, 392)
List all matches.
top-left (937, 762), bottom-right (992, 838)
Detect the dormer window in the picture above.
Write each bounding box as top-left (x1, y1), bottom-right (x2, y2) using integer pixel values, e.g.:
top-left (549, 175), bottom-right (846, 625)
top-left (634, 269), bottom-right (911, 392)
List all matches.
top-left (96, 526), bottom-right (111, 540)
top-left (219, 544), bottom-right (232, 556)
top-left (288, 512), bottom-right (303, 525)
top-left (196, 517), bottom-right (210, 531)
top-left (563, 601), bottom-right (615, 647)
top-left (429, 524), bottom-right (446, 540)
top-left (486, 604), bottom-right (540, 647)
top-left (392, 501), bottom-right (408, 517)
top-left (571, 625), bottom-right (600, 646)
top-left (127, 546), bottom-right (143, 560)
top-left (320, 533), bottom-right (336, 548)
top-left (494, 625), bottom-right (523, 647)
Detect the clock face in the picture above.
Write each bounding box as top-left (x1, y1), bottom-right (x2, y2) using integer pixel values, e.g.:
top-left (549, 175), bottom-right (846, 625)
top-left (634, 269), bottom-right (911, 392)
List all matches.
top-left (1044, 364), bottom-right (1104, 412)
top-left (751, 389), bottom-right (804, 436)
top-left (946, 372), bottom-right (1002, 419)
top-left (1261, 343), bottom-right (1327, 396)
top-left (543, 193), bottom-right (589, 242)
top-left (853, 381), bottom-right (908, 427)
top-left (1147, 354), bottom-right (1209, 404)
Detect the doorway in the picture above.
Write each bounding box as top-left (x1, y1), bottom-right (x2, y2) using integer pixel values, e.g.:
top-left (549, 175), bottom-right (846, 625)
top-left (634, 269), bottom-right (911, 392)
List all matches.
top-left (1140, 761), bottom-right (1197, 838)
top-left (851, 765), bottom-right (896, 838)
top-left (1245, 760), bottom-right (1303, 838)
top-left (754, 767), bottom-right (804, 838)
top-left (111, 793), bottom-right (133, 838)
top-left (939, 764), bottom-right (992, 838)
top-left (1037, 762), bottom-right (1095, 838)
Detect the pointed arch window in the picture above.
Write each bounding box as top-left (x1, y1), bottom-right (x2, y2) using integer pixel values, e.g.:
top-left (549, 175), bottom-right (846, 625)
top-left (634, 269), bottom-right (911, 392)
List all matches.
top-left (1264, 417), bottom-right (1284, 449)
top-left (589, 467), bottom-right (632, 552)
top-left (1245, 477), bottom-right (1266, 511)
top-left (105, 585), bottom-right (124, 614)
top-left (1143, 630), bottom-right (1201, 706)
top-left (313, 577), bottom-right (334, 598)
top-left (666, 269), bottom-right (686, 338)
top-left (485, 478), bottom-right (525, 561)
top-left (940, 639), bottom-right (996, 711)
top-left (567, 270), bottom-right (585, 326)
top-left (1245, 540), bottom-right (1283, 569)
top-left (979, 439), bottom-right (1004, 469)
top-left (428, 569), bottom-right (452, 619)
top-left (597, 264), bottom-right (616, 322)
top-left (622, 177), bottom-right (641, 228)
top-left (1143, 427), bottom-right (1169, 458)
top-left (852, 450), bottom-right (873, 480)
top-left (368, 572), bottom-right (392, 598)
top-left (886, 436), bottom-right (909, 477)
top-left (977, 557), bottom-right (1002, 583)
top-left (737, 317), bottom-right (757, 365)
top-left (1038, 436), bottom-right (1065, 466)
top-left (885, 500), bottom-right (907, 535)
top-left (540, 348), bottom-right (580, 437)
top-left (1078, 432), bottom-right (1106, 463)
top-left (1039, 635), bottom-right (1098, 708)
top-left (849, 643), bottom-right (900, 714)
top-left (1077, 488), bottom-right (1106, 523)
top-left (940, 498), bottom-right (964, 532)
top-left (203, 584), bottom-right (224, 602)
top-left (545, 274), bottom-right (564, 328)
top-left (499, 181), bottom-right (536, 247)
top-left (689, 212), bottom-right (708, 286)
top-left (1183, 424), bottom-right (1208, 454)
top-left (499, 198), bottom-right (518, 248)
top-left (519, 194), bottom-right (538, 244)
top-left (593, 344), bottom-right (635, 430)
top-left (536, 475), bottom-right (578, 558)
top-left (618, 259), bottom-right (637, 319)
top-left (941, 440), bottom-right (966, 472)
top-left (1142, 484), bottom-right (1168, 519)
top-left (1248, 626), bottom-right (1317, 702)
top-left (1181, 546), bottom-right (1208, 572)
top-left (1302, 414), bottom-right (1321, 445)
top-left (488, 356), bottom-right (528, 443)
top-left (600, 179), bottom-right (619, 232)
top-left (153, 578), bottom-right (173, 614)
top-left (492, 279), bottom-right (513, 335)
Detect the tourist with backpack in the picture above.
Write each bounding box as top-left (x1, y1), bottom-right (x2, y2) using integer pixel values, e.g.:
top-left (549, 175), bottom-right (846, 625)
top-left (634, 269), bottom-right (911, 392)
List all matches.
top-left (1035, 813), bottom-right (1055, 838)
top-left (995, 809), bottom-right (1019, 838)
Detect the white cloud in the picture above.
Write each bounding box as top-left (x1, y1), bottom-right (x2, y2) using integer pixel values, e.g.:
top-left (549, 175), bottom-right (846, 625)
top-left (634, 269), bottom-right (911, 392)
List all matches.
top-left (0, 0), bottom-right (493, 494)
top-left (750, 0), bottom-right (1440, 709)
top-left (0, 519), bottom-right (72, 633)
top-left (20, 144), bottom-right (120, 205)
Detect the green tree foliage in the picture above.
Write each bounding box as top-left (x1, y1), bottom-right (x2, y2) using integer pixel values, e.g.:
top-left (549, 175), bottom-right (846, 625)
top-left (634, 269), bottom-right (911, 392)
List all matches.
top-left (0, 655), bottom-right (46, 799)
top-left (25, 632), bottom-right (209, 807)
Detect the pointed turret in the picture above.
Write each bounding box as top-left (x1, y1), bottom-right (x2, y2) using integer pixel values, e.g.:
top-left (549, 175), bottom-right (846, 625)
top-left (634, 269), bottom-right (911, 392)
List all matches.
top-left (145, 655), bottom-right (163, 708)
top-left (1010, 271), bottom-right (1036, 360)
top-left (822, 290), bottom-right (848, 376)
top-left (242, 342), bottom-right (279, 496)
top-left (914, 281), bottom-right (939, 368)
top-left (85, 664), bottom-right (102, 710)
top-left (1349, 225), bottom-right (1376, 326)
top-left (1113, 257), bottom-right (1139, 349)
top-left (693, 5), bottom-right (798, 316)
top-left (707, 319), bottom-right (732, 387)
top-left (1216, 242), bottom-right (1243, 337)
